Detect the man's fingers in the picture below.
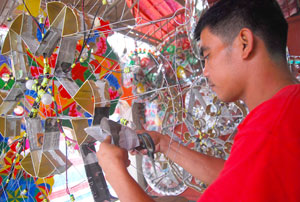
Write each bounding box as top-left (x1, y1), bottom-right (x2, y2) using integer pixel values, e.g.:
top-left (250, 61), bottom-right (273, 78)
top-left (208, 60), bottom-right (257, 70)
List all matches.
top-left (129, 150), bottom-right (138, 155)
top-left (139, 119), bottom-right (146, 130)
top-left (103, 135), bottom-right (111, 143)
top-left (139, 149), bottom-right (148, 155)
top-left (130, 148), bottom-right (149, 156)
top-left (126, 159), bottom-right (131, 167)
top-left (136, 129), bottom-right (146, 134)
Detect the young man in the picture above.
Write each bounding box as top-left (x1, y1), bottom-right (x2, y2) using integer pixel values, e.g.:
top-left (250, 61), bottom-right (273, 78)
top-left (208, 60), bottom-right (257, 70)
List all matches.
top-left (97, 0), bottom-right (300, 201)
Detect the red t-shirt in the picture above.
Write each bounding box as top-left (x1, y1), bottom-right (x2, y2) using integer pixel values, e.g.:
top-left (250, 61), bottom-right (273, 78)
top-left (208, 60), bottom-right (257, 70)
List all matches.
top-left (198, 84), bottom-right (300, 202)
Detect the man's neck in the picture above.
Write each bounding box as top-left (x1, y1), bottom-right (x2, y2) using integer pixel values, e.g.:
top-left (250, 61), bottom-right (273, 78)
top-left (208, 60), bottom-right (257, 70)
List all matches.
top-left (242, 61), bottom-right (297, 111)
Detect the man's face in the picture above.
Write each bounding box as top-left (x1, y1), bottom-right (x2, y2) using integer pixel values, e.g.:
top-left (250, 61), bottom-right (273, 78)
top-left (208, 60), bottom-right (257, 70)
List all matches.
top-left (199, 27), bottom-right (245, 102)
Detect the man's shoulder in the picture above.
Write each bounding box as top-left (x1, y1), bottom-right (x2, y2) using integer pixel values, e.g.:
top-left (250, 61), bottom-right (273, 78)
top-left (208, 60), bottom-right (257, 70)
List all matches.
top-left (257, 83), bottom-right (300, 112)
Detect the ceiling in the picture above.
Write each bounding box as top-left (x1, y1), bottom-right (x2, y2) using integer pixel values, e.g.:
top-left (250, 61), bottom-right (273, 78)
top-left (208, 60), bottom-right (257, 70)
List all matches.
top-left (0, 0), bottom-right (186, 47)
top-left (0, 0), bottom-right (299, 47)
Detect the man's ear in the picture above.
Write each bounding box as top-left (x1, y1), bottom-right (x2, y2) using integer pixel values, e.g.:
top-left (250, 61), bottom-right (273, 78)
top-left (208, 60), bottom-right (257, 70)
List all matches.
top-left (238, 28), bottom-right (254, 59)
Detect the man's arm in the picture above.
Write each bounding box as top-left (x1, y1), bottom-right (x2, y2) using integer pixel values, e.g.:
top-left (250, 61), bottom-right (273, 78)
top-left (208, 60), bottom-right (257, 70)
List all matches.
top-left (106, 168), bottom-right (154, 202)
top-left (137, 130), bottom-right (225, 185)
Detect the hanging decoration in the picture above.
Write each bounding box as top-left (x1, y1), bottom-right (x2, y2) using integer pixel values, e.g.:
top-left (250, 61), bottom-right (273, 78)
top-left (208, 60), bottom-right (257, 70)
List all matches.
top-left (123, 24), bottom-right (248, 196)
top-left (0, 1), bottom-right (122, 201)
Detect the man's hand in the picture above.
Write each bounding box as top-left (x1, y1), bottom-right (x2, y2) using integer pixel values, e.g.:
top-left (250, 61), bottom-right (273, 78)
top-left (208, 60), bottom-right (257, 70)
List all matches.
top-left (134, 130), bottom-right (225, 185)
top-left (133, 130), bottom-right (170, 155)
top-left (97, 136), bottom-right (130, 180)
top-left (96, 135), bottom-right (155, 202)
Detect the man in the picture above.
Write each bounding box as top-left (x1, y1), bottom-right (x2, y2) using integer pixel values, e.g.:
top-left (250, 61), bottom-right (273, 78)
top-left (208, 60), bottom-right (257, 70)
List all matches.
top-left (97, 0), bottom-right (300, 201)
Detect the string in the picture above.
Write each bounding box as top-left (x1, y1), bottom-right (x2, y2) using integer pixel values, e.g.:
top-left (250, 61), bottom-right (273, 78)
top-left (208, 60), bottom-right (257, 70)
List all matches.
top-left (65, 141), bottom-right (71, 195)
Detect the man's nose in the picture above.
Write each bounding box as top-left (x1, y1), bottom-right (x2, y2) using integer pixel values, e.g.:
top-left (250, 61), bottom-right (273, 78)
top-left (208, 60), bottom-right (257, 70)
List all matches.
top-left (203, 66), bottom-right (209, 77)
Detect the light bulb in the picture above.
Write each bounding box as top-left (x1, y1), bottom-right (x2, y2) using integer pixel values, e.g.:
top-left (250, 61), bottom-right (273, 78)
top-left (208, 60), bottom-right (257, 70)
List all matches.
top-left (25, 80), bottom-right (35, 90)
top-left (41, 93), bottom-right (53, 105)
top-left (1, 73), bottom-right (10, 82)
top-left (14, 106), bottom-right (24, 116)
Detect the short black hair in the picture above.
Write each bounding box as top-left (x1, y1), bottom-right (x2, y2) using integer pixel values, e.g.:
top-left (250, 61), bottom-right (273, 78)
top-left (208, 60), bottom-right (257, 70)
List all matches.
top-left (194, 0), bottom-right (288, 61)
